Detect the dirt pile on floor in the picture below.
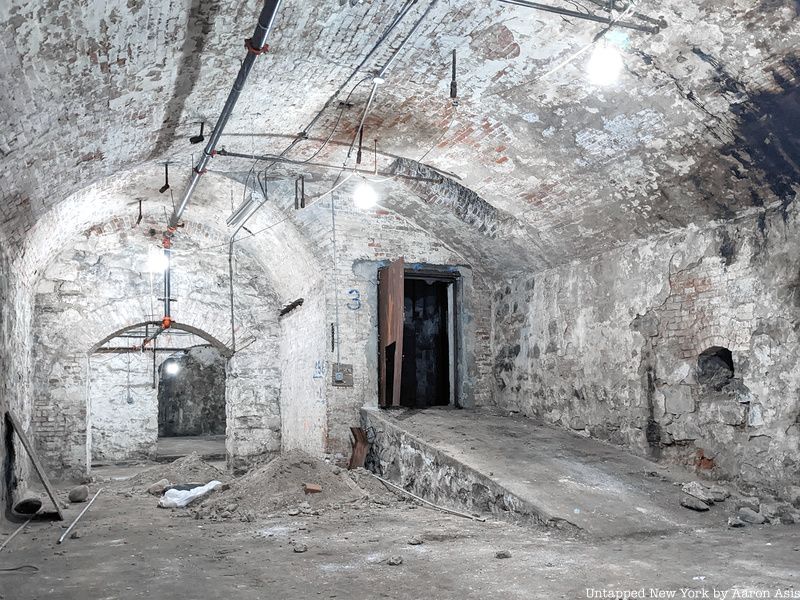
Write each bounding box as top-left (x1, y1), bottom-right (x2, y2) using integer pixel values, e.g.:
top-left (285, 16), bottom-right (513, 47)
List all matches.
top-left (198, 450), bottom-right (397, 520)
top-left (124, 453), bottom-right (228, 490)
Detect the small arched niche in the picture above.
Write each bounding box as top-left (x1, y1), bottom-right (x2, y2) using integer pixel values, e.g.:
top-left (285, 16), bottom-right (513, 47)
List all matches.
top-left (697, 346), bottom-right (735, 389)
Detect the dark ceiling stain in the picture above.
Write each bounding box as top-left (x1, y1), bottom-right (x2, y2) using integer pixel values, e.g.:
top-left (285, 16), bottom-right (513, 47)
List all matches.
top-left (727, 55), bottom-right (800, 216)
top-left (691, 48), bottom-right (800, 216)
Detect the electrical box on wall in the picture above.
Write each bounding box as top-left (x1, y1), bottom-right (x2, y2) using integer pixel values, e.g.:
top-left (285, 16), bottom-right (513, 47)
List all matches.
top-left (331, 363), bottom-right (354, 387)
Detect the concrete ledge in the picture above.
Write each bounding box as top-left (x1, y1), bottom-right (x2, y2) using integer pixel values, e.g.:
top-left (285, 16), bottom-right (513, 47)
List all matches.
top-left (362, 408), bottom-right (577, 530)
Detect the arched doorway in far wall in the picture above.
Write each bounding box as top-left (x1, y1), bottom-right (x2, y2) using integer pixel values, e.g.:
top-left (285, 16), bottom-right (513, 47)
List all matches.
top-left (87, 321), bottom-right (232, 466)
top-left (157, 347), bottom-right (227, 461)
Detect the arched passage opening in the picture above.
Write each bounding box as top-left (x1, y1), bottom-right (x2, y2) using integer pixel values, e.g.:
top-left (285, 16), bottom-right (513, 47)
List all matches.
top-left (87, 322), bottom-right (233, 465)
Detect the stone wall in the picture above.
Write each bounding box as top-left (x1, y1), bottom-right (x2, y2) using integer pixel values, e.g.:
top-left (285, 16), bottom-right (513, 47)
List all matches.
top-left (226, 336), bottom-right (282, 473)
top-left (493, 205), bottom-right (800, 496)
top-left (30, 216), bottom-right (282, 477)
top-left (90, 352), bottom-right (157, 463)
top-left (0, 246), bottom-right (34, 512)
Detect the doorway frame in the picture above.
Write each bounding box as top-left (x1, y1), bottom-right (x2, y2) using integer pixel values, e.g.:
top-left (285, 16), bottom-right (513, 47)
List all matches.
top-left (377, 262), bottom-right (464, 409)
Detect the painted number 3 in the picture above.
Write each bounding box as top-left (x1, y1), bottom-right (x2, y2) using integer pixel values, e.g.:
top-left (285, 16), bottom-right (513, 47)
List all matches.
top-left (347, 289), bottom-right (361, 311)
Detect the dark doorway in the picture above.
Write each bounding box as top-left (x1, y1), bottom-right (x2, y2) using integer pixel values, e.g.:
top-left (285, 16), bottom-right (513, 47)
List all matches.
top-left (157, 346), bottom-right (226, 437)
top-left (378, 260), bottom-right (458, 408)
top-left (400, 278), bottom-right (451, 408)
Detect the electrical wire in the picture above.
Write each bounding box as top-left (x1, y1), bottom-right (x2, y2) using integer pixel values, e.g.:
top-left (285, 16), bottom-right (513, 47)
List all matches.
top-left (330, 189), bottom-right (342, 365)
top-left (233, 0), bottom-right (418, 189)
top-left (416, 105), bottom-right (459, 164)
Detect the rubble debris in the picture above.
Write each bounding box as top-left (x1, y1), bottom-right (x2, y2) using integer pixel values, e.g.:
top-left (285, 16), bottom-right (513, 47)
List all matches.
top-left (759, 501), bottom-right (793, 521)
top-left (681, 482), bottom-right (715, 505)
top-left (303, 483), bottom-right (322, 494)
top-left (727, 516), bottom-right (746, 528)
top-left (201, 450), bottom-right (396, 521)
top-left (680, 494), bottom-right (710, 512)
top-left (736, 497), bottom-right (760, 512)
top-left (148, 479), bottom-right (170, 496)
top-left (707, 486), bottom-right (730, 503)
top-left (738, 507), bottom-right (766, 524)
top-left (125, 453), bottom-right (226, 490)
top-left (495, 550), bottom-right (512, 559)
top-left (68, 485), bottom-right (89, 503)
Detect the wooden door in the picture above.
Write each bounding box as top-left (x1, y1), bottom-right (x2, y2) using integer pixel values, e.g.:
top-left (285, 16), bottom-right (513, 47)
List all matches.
top-left (378, 257), bottom-right (404, 407)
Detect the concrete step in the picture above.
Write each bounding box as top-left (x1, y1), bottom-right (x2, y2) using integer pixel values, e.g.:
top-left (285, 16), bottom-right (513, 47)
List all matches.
top-left (362, 407), bottom-right (726, 537)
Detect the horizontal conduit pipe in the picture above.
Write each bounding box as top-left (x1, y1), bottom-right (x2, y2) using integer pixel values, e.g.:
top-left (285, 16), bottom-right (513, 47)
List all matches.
top-left (216, 149), bottom-right (442, 183)
top-left (169, 0), bottom-right (283, 228)
top-left (495, 0), bottom-right (661, 33)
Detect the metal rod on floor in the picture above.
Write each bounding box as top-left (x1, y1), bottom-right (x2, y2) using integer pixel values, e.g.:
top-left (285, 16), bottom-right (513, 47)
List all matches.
top-left (372, 474), bottom-right (486, 522)
top-left (0, 518), bottom-right (32, 553)
top-left (57, 488), bottom-right (103, 544)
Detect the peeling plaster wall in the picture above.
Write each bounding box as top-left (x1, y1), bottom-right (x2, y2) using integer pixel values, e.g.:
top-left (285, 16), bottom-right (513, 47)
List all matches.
top-left (493, 206), bottom-right (800, 495)
top-left (0, 246), bottom-right (34, 511)
top-left (278, 288), bottom-right (328, 458)
top-left (226, 336), bottom-right (282, 472)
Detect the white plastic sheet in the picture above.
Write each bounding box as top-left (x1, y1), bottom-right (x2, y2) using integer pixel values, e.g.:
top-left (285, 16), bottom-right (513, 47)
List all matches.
top-left (158, 480), bottom-right (223, 508)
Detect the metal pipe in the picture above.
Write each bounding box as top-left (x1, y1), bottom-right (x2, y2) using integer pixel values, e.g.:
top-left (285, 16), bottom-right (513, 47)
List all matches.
top-left (95, 346), bottom-right (215, 354)
top-left (583, 0), bottom-right (667, 28)
top-left (348, 82), bottom-right (378, 159)
top-left (0, 518), bottom-right (32, 553)
top-left (372, 474), bottom-right (486, 522)
top-left (348, 0), bottom-right (438, 159)
top-left (57, 488), bottom-right (103, 544)
top-left (216, 149), bottom-right (443, 183)
top-left (218, 132), bottom-right (462, 180)
top-left (495, 0), bottom-right (661, 33)
top-left (298, 0), bottom-right (417, 141)
top-left (169, 0), bottom-right (283, 228)
top-left (162, 247), bottom-right (171, 322)
top-left (228, 190), bottom-right (270, 353)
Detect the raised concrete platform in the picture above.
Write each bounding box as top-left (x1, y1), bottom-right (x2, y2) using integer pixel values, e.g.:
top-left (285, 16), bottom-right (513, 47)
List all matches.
top-left (156, 435), bottom-right (226, 462)
top-left (363, 407), bottom-right (723, 538)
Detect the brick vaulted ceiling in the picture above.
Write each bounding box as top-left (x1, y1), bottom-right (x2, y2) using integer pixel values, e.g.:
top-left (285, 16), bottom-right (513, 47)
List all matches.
top-left (1, 0), bottom-right (799, 272)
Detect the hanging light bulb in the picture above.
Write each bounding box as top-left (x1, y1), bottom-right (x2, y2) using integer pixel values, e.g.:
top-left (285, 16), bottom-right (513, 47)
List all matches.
top-left (164, 361), bottom-right (180, 376)
top-left (353, 180), bottom-right (378, 210)
top-left (146, 247), bottom-right (169, 273)
top-left (586, 44), bottom-right (624, 86)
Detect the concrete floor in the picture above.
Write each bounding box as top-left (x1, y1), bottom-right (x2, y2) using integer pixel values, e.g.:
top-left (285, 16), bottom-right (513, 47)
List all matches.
top-left (156, 435), bottom-right (226, 462)
top-left (367, 408), bottom-right (729, 536)
top-left (1, 476), bottom-right (798, 600)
